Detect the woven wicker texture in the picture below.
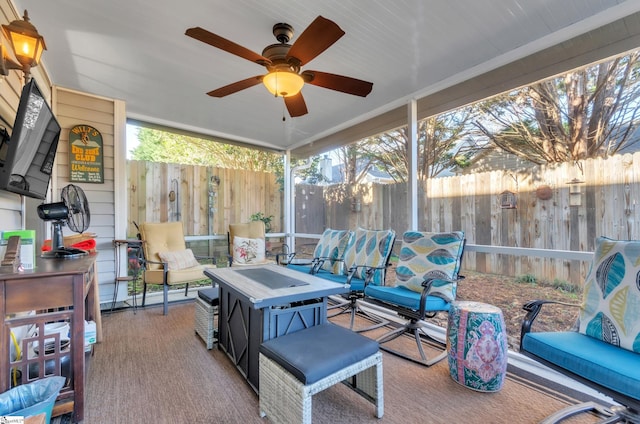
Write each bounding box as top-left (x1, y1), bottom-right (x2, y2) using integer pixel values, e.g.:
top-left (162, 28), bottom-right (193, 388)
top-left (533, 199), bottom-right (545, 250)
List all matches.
top-left (259, 351), bottom-right (383, 424)
top-left (194, 297), bottom-right (217, 349)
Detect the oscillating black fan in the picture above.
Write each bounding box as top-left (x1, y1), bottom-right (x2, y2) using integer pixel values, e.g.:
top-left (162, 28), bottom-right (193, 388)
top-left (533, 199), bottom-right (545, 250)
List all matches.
top-left (37, 184), bottom-right (91, 259)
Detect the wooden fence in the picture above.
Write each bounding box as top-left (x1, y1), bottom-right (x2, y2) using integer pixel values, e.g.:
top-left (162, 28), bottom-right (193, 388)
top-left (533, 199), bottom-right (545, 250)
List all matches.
top-left (127, 161), bottom-right (282, 236)
top-left (128, 153), bottom-right (640, 284)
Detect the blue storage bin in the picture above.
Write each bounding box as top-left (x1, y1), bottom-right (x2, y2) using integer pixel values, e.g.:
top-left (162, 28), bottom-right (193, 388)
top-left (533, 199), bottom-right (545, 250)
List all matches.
top-left (0, 376), bottom-right (66, 424)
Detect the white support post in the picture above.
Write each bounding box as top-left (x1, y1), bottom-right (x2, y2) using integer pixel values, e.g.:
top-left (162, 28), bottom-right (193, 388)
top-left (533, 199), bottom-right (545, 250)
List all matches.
top-left (284, 151), bottom-right (292, 252)
top-left (408, 99), bottom-right (418, 231)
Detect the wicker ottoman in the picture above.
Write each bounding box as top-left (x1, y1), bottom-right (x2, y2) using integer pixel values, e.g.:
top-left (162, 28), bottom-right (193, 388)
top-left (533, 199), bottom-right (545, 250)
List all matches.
top-left (194, 287), bottom-right (219, 349)
top-left (259, 323), bottom-right (383, 424)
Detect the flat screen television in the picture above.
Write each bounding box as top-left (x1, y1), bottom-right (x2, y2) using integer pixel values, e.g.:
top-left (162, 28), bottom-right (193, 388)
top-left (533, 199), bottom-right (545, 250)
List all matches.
top-left (0, 79), bottom-right (61, 199)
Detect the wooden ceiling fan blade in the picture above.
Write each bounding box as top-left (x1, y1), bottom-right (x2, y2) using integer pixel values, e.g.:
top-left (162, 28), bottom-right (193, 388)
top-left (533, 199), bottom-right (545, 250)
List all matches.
top-left (186, 27), bottom-right (271, 65)
top-left (284, 93), bottom-right (308, 117)
top-left (286, 16), bottom-right (345, 66)
top-left (302, 71), bottom-right (373, 97)
top-left (207, 76), bottom-right (264, 97)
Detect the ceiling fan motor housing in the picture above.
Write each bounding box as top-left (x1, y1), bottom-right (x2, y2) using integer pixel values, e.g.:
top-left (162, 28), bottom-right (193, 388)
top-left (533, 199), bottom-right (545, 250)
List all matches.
top-left (272, 22), bottom-right (293, 44)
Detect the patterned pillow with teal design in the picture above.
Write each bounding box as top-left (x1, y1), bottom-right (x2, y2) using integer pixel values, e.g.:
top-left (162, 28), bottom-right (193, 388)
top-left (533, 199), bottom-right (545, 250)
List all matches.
top-left (394, 231), bottom-right (465, 303)
top-left (578, 237), bottom-right (640, 353)
top-left (312, 229), bottom-right (352, 274)
top-left (342, 228), bottom-right (396, 285)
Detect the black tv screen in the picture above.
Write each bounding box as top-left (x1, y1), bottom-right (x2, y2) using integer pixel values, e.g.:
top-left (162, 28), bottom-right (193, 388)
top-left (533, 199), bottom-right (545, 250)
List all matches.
top-left (0, 80), bottom-right (61, 199)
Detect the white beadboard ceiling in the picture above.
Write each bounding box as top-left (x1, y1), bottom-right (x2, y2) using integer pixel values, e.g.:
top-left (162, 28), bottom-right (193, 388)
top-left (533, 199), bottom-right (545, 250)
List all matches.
top-left (12, 0), bottom-right (640, 156)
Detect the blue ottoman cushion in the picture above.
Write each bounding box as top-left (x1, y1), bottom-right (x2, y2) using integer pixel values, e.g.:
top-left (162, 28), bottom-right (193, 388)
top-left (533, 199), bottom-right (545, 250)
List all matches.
top-left (197, 287), bottom-right (219, 306)
top-left (259, 323), bottom-right (379, 385)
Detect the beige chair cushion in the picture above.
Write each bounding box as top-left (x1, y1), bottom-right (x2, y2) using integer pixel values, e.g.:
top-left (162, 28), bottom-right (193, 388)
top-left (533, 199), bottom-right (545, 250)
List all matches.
top-left (228, 221), bottom-right (275, 265)
top-left (144, 264), bottom-right (215, 285)
top-left (140, 221), bottom-right (215, 285)
top-left (140, 221), bottom-right (187, 271)
top-left (229, 221), bottom-right (266, 249)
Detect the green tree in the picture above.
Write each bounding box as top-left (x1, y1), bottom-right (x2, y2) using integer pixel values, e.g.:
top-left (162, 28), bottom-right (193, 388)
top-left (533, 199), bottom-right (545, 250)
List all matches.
top-left (335, 107), bottom-right (478, 183)
top-left (130, 127), bottom-right (325, 189)
top-left (476, 51), bottom-right (640, 163)
top-left (131, 128), bottom-right (283, 171)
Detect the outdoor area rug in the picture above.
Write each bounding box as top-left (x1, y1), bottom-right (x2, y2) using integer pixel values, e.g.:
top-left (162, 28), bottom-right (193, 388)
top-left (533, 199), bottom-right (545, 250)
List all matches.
top-left (80, 301), bottom-right (604, 423)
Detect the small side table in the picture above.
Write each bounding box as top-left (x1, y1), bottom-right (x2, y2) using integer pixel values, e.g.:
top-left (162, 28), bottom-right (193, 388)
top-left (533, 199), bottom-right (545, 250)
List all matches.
top-left (446, 301), bottom-right (508, 392)
top-left (112, 239), bottom-right (144, 313)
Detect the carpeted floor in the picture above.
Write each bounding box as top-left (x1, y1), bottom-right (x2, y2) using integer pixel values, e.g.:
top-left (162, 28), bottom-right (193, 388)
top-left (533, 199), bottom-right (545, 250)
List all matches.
top-left (76, 301), bottom-right (603, 424)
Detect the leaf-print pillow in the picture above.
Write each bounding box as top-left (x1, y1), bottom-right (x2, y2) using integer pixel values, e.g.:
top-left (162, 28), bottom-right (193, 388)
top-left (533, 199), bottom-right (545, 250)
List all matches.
top-left (578, 237), bottom-right (640, 353)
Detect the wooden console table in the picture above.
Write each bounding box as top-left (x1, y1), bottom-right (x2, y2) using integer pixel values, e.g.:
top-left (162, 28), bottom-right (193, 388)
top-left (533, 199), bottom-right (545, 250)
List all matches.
top-left (0, 254), bottom-right (100, 423)
top-left (204, 264), bottom-right (348, 392)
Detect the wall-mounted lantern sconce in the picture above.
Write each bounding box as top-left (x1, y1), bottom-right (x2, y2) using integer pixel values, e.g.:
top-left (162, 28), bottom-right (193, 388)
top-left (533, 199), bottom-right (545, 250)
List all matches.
top-left (1, 10), bottom-right (46, 81)
top-left (351, 197), bottom-right (361, 213)
top-left (567, 178), bottom-right (584, 206)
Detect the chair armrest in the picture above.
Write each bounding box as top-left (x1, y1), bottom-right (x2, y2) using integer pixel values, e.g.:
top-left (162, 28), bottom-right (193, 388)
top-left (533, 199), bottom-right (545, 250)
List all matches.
top-left (140, 259), bottom-right (170, 283)
top-left (308, 257), bottom-right (333, 274)
top-left (416, 275), bottom-right (462, 319)
top-left (520, 299), bottom-right (581, 349)
top-left (346, 264), bottom-right (389, 288)
top-left (276, 252), bottom-right (296, 265)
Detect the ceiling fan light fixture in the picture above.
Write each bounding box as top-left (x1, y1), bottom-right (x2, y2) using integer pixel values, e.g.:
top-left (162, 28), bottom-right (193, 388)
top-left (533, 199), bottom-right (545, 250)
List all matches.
top-left (262, 71), bottom-right (303, 97)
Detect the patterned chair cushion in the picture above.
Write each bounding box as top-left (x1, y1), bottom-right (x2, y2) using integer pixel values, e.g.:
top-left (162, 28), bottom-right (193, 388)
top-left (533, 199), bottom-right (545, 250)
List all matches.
top-left (394, 231), bottom-right (465, 303)
top-left (233, 236), bottom-right (266, 264)
top-left (578, 237), bottom-right (640, 353)
top-left (342, 228), bottom-right (396, 286)
top-left (313, 229), bottom-right (352, 274)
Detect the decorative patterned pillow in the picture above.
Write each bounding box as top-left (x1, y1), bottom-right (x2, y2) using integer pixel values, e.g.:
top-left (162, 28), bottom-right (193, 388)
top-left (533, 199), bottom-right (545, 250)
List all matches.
top-left (342, 228), bottom-right (396, 285)
top-left (578, 237), bottom-right (640, 353)
top-left (312, 229), bottom-right (352, 274)
top-left (158, 248), bottom-right (200, 270)
top-left (394, 231), bottom-right (465, 303)
top-left (233, 236), bottom-right (265, 264)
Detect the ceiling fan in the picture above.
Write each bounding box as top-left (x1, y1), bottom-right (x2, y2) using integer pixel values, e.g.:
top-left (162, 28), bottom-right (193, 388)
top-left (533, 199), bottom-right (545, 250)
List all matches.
top-left (185, 16), bottom-right (373, 118)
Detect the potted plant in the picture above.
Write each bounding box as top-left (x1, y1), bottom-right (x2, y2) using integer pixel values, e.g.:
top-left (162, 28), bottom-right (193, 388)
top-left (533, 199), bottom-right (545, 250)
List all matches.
top-left (250, 212), bottom-right (274, 233)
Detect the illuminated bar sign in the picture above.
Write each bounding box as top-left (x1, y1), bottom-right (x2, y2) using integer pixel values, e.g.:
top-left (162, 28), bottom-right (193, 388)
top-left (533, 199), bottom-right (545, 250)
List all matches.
top-left (69, 124), bottom-right (104, 183)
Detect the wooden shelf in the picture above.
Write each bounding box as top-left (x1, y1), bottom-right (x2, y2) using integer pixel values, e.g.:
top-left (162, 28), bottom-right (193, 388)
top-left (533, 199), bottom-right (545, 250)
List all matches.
top-left (116, 276), bottom-right (134, 281)
top-left (0, 255), bottom-right (99, 423)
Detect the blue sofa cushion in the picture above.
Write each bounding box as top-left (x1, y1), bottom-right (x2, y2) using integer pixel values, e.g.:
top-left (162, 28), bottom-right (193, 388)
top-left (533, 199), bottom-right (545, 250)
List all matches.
top-left (364, 284), bottom-right (449, 312)
top-left (259, 323), bottom-right (379, 385)
top-left (522, 331), bottom-right (640, 401)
